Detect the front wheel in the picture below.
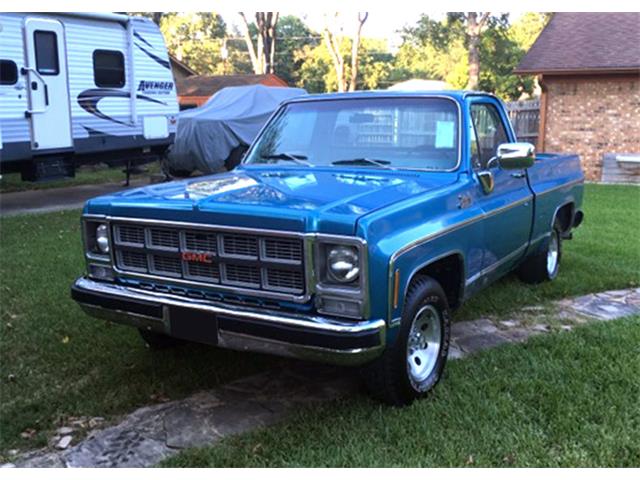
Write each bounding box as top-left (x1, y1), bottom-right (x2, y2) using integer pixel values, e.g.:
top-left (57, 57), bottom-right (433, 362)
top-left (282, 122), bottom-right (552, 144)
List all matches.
top-left (362, 276), bottom-right (451, 406)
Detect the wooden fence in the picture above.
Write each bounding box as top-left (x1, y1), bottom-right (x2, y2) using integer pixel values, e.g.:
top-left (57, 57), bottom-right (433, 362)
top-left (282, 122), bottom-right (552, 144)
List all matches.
top-left (506, 99), bottom-right (540, 146)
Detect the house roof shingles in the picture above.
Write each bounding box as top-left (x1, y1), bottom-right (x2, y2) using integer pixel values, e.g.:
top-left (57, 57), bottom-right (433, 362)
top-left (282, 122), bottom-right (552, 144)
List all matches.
top-left (515, 12), bottom-right (640, 75)
top-left (176, 74), bottom-right (288, 98)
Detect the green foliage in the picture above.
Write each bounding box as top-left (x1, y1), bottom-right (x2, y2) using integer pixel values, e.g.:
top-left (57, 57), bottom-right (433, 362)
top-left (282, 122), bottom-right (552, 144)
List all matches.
top-left (158, 13), bottom-right (227, 75)
top-left (394, 12), bottom-right (548, 99)
top-left (274, 15), bottom-right (320, 86)
top-left (296, 37), bottom-right (393, 93)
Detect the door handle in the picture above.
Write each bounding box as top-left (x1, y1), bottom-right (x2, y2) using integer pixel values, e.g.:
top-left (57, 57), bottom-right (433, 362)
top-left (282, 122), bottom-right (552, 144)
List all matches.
top-left (44, 84), bottom-right (49, 106)
top-left (510, 172), bottom-right (526, 179)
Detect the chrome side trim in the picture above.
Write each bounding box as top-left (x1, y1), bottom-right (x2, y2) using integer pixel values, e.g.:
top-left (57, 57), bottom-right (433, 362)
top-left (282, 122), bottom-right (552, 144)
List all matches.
top-left (534, 177), bottom-right (583, 197)
top-left (465, 242), bottom-right (529, 287)
top-left (389, 195), bottom-right (532, 267)
top-left (387, 195), bottom-right (533, 320)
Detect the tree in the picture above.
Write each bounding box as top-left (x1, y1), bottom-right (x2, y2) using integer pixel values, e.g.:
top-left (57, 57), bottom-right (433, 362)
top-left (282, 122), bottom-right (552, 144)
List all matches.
top-left (349, 12), bottom-right (369, 91)
top-left (275, 15), bottom-right (320, 86)
top-left (396, 13), bottom-right (545, 100)
top-left (296, 37), bottom-right (392, 93)
top-left (322, 12), bottom-right (369, 92)
top-left (464, 12), bottom-right (490, 90)
top-left (238, 12), bottom-right (280, 74)
top-left (158, 13), bottom-right (227, 75)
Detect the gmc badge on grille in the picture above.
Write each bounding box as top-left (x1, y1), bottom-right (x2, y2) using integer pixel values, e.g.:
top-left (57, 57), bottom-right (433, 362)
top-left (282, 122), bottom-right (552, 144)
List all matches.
top-left (182, 252), bottom-right (214, 264)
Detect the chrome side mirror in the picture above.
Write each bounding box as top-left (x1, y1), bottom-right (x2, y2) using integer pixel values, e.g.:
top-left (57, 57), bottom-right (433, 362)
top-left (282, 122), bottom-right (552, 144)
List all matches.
top-left (495, 142), bottom-right (535, 170)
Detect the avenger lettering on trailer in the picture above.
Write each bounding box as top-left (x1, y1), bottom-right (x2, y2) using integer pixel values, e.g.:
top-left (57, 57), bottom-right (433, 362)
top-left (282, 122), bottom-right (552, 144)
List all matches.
top-left (137, 80), bottom-right (174, 94)
top-left (72, 90), bottom-right (585, 406)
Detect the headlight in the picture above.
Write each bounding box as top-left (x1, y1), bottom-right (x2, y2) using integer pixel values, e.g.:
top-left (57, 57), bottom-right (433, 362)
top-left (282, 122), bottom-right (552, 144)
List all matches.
top-left (96, 224), bottom-right (110, 254)
top-left (327, 245), bottom-right (359, 283)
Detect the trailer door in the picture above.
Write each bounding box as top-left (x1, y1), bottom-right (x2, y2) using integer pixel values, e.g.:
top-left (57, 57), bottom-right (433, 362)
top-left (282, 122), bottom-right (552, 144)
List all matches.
top-left (24, 17), bottom-right (72, 151)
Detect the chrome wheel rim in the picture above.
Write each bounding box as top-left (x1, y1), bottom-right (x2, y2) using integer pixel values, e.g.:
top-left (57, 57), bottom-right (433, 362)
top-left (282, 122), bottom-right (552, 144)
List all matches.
top-left (547, 233), bottom-right (559, 276)
top-left (406, 305), bottom-right (442, 390)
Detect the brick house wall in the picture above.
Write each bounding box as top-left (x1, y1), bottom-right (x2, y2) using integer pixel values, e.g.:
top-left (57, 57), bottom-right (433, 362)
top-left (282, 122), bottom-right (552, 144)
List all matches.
top-left (540, 74), bottom-right (640, 181)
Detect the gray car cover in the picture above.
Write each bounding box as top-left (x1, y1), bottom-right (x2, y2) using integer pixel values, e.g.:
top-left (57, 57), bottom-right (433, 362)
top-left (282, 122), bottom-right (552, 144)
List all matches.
top-left (168, 85), bottom-right (307, 174)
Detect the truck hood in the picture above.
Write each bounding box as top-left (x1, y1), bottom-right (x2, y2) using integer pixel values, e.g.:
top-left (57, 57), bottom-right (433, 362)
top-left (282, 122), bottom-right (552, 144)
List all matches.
top-left (85, 167), bottom-right (457, 235)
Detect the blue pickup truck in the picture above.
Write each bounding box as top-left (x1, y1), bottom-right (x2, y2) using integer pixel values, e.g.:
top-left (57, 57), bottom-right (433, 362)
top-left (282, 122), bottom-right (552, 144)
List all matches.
top-left (72, 91), bottom-right (584, 405)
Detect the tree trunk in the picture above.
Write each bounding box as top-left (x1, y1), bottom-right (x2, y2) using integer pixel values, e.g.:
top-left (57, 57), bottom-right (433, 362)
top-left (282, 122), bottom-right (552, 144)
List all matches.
top-left (465, 12), bottom-right (489, 91)
top-left (323, 21), bottom-right (347, 92)
top-left (466, 12), bottom-right (480, 90)
top-left (240, 12), bottom-right (279, 75)
top-left (348, 12), bottom-right (368, 92)
top-left (239, 12), bottom-right (261, 74)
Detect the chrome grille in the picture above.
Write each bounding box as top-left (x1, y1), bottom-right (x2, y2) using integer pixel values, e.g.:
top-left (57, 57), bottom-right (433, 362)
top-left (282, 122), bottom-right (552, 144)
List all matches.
top-left (224, 264), bottom-right (261, 287)
top-left (116, 225), bottom-right (145, 246)
top-left (117, 250), bottom-right (147, 272)
top-left (149, 229), bottom-right (179, 250)
top-left (184, 231), bottom-right (217, 254)
top-left (222, 234), bottom-right (258, 258)
top-left (185, 261), bottom-right (219, 281)
top-left (265, 268), bottom-right (304, 293)
top-left (112, 222), bottom-right (305, 297)
top-left (263, 238), bottom-right (302, 263)
top-left (150, 255), bottom-right (181, 276)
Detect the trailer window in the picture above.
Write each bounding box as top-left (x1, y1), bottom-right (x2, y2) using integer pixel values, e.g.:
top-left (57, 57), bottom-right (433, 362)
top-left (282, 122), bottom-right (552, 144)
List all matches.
top-left (0, 60), bottom-right (18, 85)
top-left (93, 50), bottom-right (125, 88)
top-left (34, 31), bottom-right (59, 75)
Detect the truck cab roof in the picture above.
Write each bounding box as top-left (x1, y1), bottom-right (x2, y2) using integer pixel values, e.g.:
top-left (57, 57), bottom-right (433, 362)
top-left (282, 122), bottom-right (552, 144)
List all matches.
top-left (283, 90), bottom-right (499, 105)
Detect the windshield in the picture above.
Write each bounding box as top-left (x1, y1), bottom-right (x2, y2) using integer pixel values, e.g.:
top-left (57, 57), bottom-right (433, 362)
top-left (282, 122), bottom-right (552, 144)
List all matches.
top-left (244, 97), bottom-right (459, 171)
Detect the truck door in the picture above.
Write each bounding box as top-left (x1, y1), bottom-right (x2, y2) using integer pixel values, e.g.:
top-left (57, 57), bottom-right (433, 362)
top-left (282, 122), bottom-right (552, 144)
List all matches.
top-left (469, 100), bottom-right (533, 280)
top-left (23, 17), bottom-right (73, 151)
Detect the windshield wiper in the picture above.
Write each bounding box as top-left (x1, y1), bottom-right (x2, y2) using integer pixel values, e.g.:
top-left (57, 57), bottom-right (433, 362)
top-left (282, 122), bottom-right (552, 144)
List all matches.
top-left (331, 158), bottom-right (393, 169)
top-left (261, 152), bottom-right (311, 166)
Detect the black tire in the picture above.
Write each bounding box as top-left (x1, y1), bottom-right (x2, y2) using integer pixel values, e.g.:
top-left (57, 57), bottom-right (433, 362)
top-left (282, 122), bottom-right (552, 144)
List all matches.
top-left (517, 223), bottom-right (562, 284)
top-left (362, 276), bottom-right (451, 406)
top-left (138, 329), bottom-right (183, 349)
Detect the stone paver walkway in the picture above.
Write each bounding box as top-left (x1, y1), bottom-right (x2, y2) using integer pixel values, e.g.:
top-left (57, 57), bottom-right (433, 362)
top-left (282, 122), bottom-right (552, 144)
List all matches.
top-left (4, 287), bottom-right (639, 468)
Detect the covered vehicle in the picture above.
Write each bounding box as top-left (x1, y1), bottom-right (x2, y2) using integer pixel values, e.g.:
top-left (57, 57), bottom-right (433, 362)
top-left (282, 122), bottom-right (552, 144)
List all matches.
top-left (167, 84), bottom-right (306, 174)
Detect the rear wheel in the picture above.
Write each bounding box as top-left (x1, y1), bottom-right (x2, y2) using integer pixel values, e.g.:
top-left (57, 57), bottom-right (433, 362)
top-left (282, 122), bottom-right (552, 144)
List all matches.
top-left (362, 276), bottom-right (450, 406)
top-left (518, 223), bottom-right (562, 283)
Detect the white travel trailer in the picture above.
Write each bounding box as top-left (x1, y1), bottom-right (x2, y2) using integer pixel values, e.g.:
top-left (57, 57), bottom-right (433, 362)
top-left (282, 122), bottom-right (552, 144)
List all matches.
top-left (0, 12), bottom-right (179, 180)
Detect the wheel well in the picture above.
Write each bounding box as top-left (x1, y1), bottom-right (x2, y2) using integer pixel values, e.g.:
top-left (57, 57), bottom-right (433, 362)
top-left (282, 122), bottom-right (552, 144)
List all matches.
top-left (554, 203), bottom-right (574, 234)
top-left (411, 254), bottom-right (464, 309)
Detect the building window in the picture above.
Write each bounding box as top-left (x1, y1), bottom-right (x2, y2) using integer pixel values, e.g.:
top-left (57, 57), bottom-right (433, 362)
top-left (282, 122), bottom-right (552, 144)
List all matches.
top-left (34, 31), bottom-right (59, 75)
top-left (0, 60), bottom-right (18, 85)
top-left (93, 50), bottom-right (125, 88)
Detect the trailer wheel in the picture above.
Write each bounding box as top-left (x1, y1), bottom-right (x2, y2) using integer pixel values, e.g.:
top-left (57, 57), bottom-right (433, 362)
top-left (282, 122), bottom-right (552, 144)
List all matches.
top-left (361, 275), bottom-right (450, 406)
top-left (518, 223), bottom-right (562, 284)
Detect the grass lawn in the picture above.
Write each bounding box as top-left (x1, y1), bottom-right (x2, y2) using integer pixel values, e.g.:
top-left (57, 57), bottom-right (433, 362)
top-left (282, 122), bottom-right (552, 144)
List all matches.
top-left (0, 161), bottom-right (161, 194)
top-left (0, 183), bottom-right (638, 458)
top-left (161, 317), bottom-right (640, 467)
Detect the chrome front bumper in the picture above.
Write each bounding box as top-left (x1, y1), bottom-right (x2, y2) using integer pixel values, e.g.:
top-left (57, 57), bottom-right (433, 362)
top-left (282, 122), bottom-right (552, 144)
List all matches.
top-left (71, 277), bottom-right (386, 366)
